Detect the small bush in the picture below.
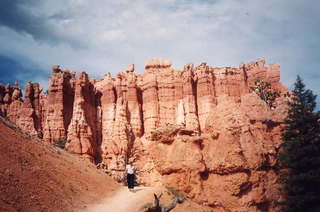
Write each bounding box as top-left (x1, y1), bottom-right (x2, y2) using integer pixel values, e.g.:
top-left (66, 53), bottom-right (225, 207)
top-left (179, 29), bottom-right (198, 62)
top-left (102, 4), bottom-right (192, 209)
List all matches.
top-left (150, 124), bottom-right (182, 144)
top-left (250, 80), bottom-right (280, 109)
top-left (53, 138), bottom-right (68, 149)
top-left (64, 71), bottom-right (72, 80)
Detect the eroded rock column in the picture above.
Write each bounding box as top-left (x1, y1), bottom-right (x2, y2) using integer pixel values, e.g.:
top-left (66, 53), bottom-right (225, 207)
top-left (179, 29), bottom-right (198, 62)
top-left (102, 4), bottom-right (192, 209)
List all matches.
top-left (181, 64), bottom-right (200, 132)
top-left (43, 67), bottom-right (75, 143)
top-left (67, 72), bottom-right (98, 162)
top-left (194, 63), bottom-right (216, 131)
top-left (141, 70), bottom-right (159, 135)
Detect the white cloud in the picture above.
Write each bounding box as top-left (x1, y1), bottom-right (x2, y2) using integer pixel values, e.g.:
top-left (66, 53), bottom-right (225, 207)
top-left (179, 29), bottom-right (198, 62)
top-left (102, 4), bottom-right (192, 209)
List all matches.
top-left (101, 30), bottom-right (126, 42)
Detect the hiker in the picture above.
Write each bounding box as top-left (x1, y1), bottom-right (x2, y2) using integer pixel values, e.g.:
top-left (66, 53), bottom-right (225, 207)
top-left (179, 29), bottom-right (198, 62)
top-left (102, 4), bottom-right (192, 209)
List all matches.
top-left (126, 163), bottom-right (135, 190)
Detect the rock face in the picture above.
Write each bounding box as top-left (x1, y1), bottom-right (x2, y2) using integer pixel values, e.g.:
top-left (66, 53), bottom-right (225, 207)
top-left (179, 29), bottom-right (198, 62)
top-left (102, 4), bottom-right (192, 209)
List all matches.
top-left (14, 82), bottom-right (42, 137)
top-left (66, 72), bottom-right (99, 162)
top-left (0, 59), bottom-right (288, 211)
top-left (140, 92), bottom-right (288, 211)
top-left (43, 68), bottom-right (76, 143)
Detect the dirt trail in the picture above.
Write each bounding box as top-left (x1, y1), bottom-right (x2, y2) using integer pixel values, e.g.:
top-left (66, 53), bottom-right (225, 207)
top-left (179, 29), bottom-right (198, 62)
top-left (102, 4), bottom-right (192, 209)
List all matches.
top-left (84, 185), bottom-right (214, 212)
top-left (85, 186), bottom-right (161, 212)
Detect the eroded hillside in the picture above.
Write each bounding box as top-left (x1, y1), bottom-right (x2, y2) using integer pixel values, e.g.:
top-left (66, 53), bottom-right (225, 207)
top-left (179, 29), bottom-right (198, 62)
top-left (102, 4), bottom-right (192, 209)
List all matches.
top-left (0, 118), bottom-right (119, 211)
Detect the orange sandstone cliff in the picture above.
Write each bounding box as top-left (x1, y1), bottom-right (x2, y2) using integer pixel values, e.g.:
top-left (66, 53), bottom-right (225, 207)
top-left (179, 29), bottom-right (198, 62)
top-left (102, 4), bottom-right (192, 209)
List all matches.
top-left (0, 58), bottom-right (288, 211)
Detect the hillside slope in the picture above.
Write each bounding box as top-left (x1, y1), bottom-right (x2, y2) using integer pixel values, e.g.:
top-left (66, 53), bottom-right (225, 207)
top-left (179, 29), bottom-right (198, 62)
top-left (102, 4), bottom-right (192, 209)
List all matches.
top-left (0, 118), bottom-right (120, 212)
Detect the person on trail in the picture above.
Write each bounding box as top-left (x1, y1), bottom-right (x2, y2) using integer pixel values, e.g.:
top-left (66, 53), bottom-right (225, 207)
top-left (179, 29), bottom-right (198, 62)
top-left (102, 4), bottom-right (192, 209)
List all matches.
top-left (126, 163), bottom-right (135, 190)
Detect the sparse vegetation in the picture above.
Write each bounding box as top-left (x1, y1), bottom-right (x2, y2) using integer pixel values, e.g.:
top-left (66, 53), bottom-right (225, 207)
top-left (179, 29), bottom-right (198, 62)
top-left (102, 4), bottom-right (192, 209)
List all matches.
top-left (0, 116), bottom-right (18, 130)
top-left (53, 138), bottom-right (68, 149)
top-left (64, 71), bottom-right (72, 80)
top-left (250, 80), bottom-right (280, 109)
top-left (0, 117), bottom-right (32, 141)
top-left (150, 124), bottom-right (181, 144)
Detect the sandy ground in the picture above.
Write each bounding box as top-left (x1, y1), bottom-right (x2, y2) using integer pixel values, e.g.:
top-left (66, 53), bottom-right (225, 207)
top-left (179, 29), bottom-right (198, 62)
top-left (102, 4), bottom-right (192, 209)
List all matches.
top-left (85, 185), bottom-right (213, 212)
top-left (85, 186), bottom-right (162, 212)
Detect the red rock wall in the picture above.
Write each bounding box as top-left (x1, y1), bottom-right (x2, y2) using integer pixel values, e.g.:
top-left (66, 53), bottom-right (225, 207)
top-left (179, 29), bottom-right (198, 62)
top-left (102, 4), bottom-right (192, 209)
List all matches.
top-left (0, 58), bottom-right (288, 211)
top-left (195, 63), bottom-right (216, 131)
top-left (181, 64), bottom-right (200, 132)
top-left (43, 69), bottom-right (75, 143)
top-left (142, 93), bottom-right (288, 211)
top-left (66, 72), bottom-right (98, 162)
top-left (14, 82), bottom-right (41, 137)
top-left (0, 58), bottom-right (285, 153)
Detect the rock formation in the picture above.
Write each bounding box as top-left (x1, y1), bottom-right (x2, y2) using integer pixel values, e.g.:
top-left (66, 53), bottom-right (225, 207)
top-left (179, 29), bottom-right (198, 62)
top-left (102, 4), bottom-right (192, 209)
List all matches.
top-left (66, 72), bottom-right (98, 162)
top-left (0, 58), bottom-right (288, 211)
top-left (13, 82), bottom-right (41, 137)
top-left (43, 67), bottom-right (75, 143)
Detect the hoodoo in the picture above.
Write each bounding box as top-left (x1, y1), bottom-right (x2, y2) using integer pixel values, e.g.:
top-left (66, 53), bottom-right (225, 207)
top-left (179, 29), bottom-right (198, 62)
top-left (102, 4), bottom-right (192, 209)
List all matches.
top-left (0, 58), bottom-right (288, 211)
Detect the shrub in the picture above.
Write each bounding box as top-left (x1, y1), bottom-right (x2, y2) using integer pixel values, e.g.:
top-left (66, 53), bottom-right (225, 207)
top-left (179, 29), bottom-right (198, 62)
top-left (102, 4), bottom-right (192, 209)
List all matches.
top-left (250, 80), bottom-right (280, 109)
top-left (150, 124), bottom-right (181, 144)
top-left (53, 138), bottom-right (68, 149)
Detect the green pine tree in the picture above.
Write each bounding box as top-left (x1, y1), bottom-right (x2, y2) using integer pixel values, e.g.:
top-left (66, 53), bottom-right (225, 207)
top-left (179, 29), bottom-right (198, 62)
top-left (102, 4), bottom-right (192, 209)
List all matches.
top-left (279, 76), bottom-right (320, 212)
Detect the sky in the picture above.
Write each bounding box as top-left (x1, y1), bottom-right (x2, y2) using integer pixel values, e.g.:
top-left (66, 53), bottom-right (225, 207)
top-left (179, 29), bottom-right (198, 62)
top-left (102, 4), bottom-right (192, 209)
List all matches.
top-left (0, 0), bottom-right (319, 100)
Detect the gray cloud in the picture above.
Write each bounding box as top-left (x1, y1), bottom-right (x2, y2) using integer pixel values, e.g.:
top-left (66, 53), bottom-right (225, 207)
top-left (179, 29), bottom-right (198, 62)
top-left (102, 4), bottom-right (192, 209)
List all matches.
top-left (0, 0), bottom-right (319, 102)
top-left (0, 53), bottom-right (49, 92)
top-left (0, 0), bottom-right (83, 47)
top-left (0, 0), bottom-right (53, 41)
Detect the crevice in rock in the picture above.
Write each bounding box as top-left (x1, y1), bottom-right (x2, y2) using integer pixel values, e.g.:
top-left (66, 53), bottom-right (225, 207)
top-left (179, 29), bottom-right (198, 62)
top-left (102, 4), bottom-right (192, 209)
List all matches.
top-left (137, 87), bottom-right (144, 136)
top-left (236, 181), bottom-right (252, 197)
top-left (199, 169), bottom-right (209, 181)
top-left (192, 72), bottom-right (200, 132)
top-left (62, 76), bottom-right (75, 135)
